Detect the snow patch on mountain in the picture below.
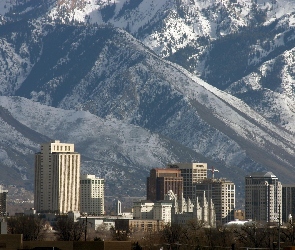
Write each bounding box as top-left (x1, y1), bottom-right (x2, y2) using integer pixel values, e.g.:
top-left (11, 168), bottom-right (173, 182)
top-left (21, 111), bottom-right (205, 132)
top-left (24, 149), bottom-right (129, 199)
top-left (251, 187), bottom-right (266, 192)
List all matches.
top-left (227, 45), bottom-right (295, 133)
top-left (45, 0), bottom-right (295, 58)
top-left (0, 0), bottom-right (13, 16)
top-left (159, 60), bottom-right (295, 157)
top-left (0, 96), bottom-right (177, 175)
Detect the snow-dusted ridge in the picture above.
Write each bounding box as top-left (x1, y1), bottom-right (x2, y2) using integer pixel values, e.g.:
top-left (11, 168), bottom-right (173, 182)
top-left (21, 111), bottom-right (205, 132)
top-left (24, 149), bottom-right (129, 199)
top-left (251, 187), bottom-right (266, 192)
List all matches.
top-left (0, 0), bottom-right (295, 199)
top-left (0, 95), bottom-right (203, 196)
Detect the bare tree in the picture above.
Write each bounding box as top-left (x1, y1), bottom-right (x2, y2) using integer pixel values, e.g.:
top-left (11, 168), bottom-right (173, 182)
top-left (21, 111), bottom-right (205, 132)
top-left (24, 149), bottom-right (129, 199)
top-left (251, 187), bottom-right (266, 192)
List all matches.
top-left (87, 224), bottom-right (112, 241)
top-left (7, 215), bottom-right (46, 241)
top-left (233, 222), bottom-right (271, 248)
top-left (55, 216), bottom-right (84, 241)
top-left (110, 225), bottom-right (129, 241)
top-left (280, 222), bottom-right (295, 246)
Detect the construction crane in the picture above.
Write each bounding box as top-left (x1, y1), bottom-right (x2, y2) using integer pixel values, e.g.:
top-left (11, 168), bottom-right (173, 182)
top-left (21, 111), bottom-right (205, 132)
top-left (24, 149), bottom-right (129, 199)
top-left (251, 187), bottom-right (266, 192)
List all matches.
top-left (207, 166), bottom-right (219, 179)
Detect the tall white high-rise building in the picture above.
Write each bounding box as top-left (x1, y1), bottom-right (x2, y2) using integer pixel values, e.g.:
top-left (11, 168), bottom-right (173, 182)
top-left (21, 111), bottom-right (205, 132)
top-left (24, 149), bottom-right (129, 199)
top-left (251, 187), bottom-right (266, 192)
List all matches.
top-left (34, 140), bottom-right (80, 214)
top-left (245, 172), bottom-right (282, 222)
top-left (168, 163), bottom-right (208, 199)
top-left (80, 175), bottom-right (104, 215)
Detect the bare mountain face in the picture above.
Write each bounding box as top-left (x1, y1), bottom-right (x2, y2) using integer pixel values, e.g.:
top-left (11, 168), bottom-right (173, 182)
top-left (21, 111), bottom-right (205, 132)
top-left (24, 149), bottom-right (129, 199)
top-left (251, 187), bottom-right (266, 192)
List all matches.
top-left (0, 0), bottom-right (295, 201)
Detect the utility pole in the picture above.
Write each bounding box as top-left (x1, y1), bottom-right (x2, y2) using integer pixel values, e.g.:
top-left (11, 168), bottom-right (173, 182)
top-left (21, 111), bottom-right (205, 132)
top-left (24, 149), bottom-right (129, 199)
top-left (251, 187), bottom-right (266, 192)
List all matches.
top-left (84, 214), bottom-right (88, 241)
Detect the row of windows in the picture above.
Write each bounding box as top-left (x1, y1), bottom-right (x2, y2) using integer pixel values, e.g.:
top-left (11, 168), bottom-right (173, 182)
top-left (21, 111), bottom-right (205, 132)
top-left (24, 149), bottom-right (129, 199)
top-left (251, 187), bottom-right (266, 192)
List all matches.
top-left (52, 145), bottom-right (71, 151)
top-left (80, 180), bottom-right (104, 184)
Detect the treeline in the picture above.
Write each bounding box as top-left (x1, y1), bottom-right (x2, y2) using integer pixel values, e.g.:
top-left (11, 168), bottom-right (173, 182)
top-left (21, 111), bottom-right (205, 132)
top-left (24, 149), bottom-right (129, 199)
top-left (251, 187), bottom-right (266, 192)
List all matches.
top-left (132, 220), bottom-right (295, 249)
top-left (6, 215), bottom-right (295, 249)
top-left (6, 215), bottom-right (110, 241)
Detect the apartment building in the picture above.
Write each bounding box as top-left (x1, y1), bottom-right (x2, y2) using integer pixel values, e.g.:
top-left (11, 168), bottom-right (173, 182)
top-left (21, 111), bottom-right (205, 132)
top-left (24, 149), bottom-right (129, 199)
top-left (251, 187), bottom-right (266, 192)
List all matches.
top-left (80, 174), bottom-right (104, 215)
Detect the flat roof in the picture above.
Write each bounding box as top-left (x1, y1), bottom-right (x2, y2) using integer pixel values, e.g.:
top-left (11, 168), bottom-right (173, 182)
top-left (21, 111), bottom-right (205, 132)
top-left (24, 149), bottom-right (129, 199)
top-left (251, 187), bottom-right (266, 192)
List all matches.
top-left (247, 171), bottom-right (277, 178)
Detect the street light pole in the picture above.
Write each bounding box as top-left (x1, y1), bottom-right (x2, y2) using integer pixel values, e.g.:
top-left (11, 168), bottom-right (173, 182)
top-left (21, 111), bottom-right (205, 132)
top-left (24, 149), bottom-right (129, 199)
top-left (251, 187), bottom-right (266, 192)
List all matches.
top-left (84, 214), bottom-right (88, 241)
top-left (278, 204), bottom-right (281, 250)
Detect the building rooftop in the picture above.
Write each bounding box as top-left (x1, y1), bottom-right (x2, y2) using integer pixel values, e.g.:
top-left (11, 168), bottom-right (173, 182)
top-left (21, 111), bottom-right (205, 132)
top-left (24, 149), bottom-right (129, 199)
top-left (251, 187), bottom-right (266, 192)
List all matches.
top-left (247, 171), bottom-right (277, 178)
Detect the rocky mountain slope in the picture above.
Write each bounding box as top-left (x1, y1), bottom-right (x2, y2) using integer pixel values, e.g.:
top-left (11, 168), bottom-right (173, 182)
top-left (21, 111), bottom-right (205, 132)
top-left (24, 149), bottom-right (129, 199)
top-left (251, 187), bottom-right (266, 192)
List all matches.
top-left (0, 95), bottom-right (210, 197)
top-left (0, 0), bottom-right (294, 201)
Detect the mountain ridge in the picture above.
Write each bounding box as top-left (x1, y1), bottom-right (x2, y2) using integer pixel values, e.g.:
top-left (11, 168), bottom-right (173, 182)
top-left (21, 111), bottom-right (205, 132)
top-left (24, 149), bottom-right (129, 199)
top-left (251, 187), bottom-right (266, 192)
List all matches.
top-left (0, 0), bottom-right (294, 202)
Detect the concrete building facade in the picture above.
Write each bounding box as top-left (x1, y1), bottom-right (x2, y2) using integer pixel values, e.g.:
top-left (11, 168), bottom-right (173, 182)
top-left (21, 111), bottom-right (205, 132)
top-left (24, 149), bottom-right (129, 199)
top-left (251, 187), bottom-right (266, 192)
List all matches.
top-left (80, 174), bottom-right (105, 215)
top-left (245, 172), bottom-right (282, 223)
top-left (133, 200), bottom-right (173, 223)
top-left (115, 219), bottom-right (166, 233)
top-left (168, 163), bottom-right (207, 199)
top-left (133, 200), bottom-right (154, 220)
top-left (152, 201), bottom-right (172, 223)
top-left (34, 140), bottom-right (80, 214)
top-left (195, 178), bottom-right (235, 224)
top-left (147, 168), bottom-right (183, 201)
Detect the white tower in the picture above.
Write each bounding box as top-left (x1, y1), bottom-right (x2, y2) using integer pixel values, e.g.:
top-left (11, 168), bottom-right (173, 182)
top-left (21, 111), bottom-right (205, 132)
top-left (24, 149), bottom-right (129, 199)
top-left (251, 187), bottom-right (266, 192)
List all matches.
top-left (80, 175), bottom-right (104, 215)
top-left (116, 200), bottom-right (122, 216)
top-left (34, 140), bottom-right (80, 214)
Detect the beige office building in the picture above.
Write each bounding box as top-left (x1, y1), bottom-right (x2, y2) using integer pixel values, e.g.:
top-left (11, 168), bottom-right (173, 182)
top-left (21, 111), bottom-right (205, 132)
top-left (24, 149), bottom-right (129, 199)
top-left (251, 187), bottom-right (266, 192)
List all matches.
top-left (34, 140), bottom-right (80, 214)
top-left (80, 175), bottom-right (104, 215)
top-left (195, 178), bottom-right (235, 224)
top-left (168, 163), bottom-right (207, 199)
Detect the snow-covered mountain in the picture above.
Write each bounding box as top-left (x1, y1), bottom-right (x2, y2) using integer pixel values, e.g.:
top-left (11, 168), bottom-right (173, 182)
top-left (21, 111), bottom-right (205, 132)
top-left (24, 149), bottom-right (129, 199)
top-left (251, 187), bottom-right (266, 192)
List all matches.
top-left (0, 0), bottom-right (295, 199)
top-left (0, 95), bottom-right (210, 196)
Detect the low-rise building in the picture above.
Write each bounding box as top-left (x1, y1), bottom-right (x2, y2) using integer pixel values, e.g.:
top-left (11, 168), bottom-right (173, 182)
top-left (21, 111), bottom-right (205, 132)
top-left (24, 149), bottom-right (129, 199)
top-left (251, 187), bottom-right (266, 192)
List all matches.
top-left (115, 218), bottom-right (165, 233)
top-left (133, 200), bottom-right (154, 220)
top-left (133, 200), bottom-right (173, 223)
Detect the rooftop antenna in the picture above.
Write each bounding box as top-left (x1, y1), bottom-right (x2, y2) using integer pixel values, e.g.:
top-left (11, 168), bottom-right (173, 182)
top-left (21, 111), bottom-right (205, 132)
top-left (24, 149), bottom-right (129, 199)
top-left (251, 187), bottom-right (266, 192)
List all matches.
top-left (207, 166), bottom-right (219, 179)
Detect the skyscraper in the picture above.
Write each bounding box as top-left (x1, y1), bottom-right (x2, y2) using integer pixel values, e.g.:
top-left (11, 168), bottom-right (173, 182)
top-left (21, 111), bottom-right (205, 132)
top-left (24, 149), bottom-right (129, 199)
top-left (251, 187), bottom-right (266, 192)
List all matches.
top-left (147, 168), bottom-right (183, 202)
top-left (195, 178), bottom-right (235, 224)
top-left (245, 172), bottom-right (282, 222)
top-left (34, 140), bottom-right (80, 214)
top-left (0, 185), bottom-right (8, 216)
top-left (282, 184), bottom-right (295, 223)
top-left (168, 163), bottom-right (207, 199)
top-left (80, 174), bottom-right (104, 215)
